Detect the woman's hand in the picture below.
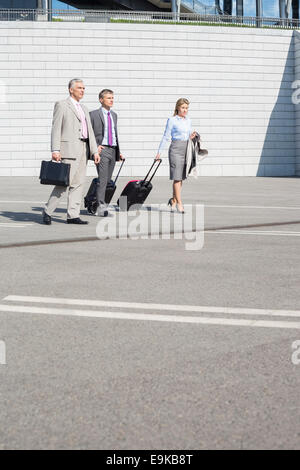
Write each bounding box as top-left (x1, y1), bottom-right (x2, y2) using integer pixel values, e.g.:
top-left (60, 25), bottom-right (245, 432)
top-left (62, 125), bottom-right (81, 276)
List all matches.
top-left (190, 131), bottom-right (197, 140)
top-left (155, 153), bottom-right (161, 161)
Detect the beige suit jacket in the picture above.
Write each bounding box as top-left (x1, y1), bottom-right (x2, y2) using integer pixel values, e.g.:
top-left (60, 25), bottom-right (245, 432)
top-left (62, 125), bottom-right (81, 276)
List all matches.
top-left (51, 97), bottom-right (98, 160)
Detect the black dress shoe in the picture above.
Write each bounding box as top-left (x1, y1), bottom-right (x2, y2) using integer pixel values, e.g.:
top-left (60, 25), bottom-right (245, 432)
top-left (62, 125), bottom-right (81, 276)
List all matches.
top-left (43, 211), bottom-right (51, 225)
top-left (67, 218), bottom-right (89, 225)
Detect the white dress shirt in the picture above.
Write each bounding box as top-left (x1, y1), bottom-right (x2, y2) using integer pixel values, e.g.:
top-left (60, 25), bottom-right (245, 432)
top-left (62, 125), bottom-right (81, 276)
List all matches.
top-left (101, 107), bottom-right (117, 146)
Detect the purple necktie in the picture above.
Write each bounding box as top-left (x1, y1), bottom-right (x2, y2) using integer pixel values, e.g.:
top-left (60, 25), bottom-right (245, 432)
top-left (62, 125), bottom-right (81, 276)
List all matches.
top-left (107, 111), bottom-right (113, 146)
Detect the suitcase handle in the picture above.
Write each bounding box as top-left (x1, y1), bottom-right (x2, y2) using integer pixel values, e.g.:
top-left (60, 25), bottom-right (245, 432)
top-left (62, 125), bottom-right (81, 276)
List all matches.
top-left (113, 158), bottom-right (125, 184)
top-left (142, 159), bottom-right (162, 186)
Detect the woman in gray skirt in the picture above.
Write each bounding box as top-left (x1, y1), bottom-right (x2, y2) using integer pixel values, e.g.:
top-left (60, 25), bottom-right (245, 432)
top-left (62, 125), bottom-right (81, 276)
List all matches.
top-left (155, 98), bottom-right (196, 213)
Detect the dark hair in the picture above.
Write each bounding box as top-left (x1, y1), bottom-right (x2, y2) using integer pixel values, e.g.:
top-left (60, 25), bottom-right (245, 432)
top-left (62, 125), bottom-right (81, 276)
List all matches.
top-left (99, 89), bottom-right (114, 100)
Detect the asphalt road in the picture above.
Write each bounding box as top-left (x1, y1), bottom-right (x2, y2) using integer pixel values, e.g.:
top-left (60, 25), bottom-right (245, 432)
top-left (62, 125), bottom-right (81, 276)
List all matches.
top-left (0, 176), bottom-right (300, 450)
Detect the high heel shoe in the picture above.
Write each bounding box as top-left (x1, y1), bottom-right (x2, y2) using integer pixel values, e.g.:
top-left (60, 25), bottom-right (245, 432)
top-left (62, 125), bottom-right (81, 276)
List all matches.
top-left (168, 198), bottom-right (176, 211)
top-left (176, 203), bottom-right (185, 214)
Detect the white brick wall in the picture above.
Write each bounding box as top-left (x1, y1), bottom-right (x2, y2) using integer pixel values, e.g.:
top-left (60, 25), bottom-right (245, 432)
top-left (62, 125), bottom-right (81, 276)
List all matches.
top-left (294, 30), bottom-right (300, 176)
top-left (0, 21), bottom-right (296, 177)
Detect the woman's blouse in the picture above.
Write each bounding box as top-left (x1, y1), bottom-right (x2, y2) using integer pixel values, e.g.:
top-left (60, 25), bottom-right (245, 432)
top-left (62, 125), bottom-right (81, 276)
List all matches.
top-left (158, 115), bottom-right (192, 154)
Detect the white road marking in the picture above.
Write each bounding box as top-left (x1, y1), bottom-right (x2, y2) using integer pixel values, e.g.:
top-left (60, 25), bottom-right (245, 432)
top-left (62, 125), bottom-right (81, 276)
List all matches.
top-left (1, 304), bottom-right (300, 329)
top-left (206, 205), bottom-right (300, 210)
top-left (0, 201), bottom-right (300, 210)
top-left (0, 201), bottom-right (67, 205)
top-left (4, 295), bottom-right (300, 319)
top-left (206, 230), bottom-right (300, 236)
top-left (0, 223), bottom-right (34, 228)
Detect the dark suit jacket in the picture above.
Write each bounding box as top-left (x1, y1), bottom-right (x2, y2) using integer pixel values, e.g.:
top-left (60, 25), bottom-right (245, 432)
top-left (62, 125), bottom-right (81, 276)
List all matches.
top-left (89, 108), bottom-right (120, 161)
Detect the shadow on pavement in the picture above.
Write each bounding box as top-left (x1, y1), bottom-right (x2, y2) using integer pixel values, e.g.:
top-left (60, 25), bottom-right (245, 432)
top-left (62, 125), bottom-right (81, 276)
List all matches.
top-left (0, 208), bottom-right (65, 225)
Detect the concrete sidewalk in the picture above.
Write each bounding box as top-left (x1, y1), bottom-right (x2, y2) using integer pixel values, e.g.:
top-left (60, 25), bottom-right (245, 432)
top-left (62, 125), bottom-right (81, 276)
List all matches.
top-left (0, 176), bottom-right (300, 248)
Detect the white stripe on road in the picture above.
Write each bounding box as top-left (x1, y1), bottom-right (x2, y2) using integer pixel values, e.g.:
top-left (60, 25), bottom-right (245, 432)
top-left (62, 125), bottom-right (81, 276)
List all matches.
top-left (0, 201), bottom-right (67, 205)
top-left (206, 205), bottom-right (300, 210)
top-left (0, 226), bottom-right (299, 235)
top-left (206, 230), bottom-right (300, 237)
top-left (0, 223), bottom-right (34, 228)
top-left (1, 304), bottom-right (300, 329)
top-left (1, 227), bottom-right (299, 236)
top-left (1, 201), bottom-right (300, 210)
top-left (4, 295), bottom-right (300, 319)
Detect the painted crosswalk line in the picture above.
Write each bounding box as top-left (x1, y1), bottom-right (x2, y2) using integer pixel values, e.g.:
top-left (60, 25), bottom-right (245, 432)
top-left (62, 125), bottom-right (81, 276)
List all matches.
top-left (1, 296), bottom-right (300, 330)
top-left (4, 295), bottom-right (300, 319)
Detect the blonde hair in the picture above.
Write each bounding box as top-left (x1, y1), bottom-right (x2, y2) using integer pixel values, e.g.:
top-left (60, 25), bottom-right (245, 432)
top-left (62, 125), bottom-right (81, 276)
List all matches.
top-left (174, 98), bottom-right (190, 116)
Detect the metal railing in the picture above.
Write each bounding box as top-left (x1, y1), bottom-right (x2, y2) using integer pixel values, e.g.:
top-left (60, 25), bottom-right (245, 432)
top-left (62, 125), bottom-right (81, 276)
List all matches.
top-left (0, 9), bottom-right (300, 29)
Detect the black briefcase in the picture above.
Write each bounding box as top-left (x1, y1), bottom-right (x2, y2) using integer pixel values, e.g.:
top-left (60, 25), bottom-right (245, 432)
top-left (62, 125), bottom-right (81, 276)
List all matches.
top-left (39, 160), bottom-right (71, 187)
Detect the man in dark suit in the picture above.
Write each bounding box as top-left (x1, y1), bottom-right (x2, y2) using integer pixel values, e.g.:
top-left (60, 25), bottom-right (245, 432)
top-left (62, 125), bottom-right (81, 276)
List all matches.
top-left (90, 89), bottom-right (124, 217)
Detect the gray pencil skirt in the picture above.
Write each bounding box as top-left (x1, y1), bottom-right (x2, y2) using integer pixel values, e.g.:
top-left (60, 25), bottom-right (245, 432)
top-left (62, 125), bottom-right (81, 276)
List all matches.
top-left (168, 140), bottom-right (188, 181)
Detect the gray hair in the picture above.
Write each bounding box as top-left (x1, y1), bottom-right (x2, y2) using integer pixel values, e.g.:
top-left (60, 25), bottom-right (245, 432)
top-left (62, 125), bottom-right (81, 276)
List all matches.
top-left (68, 78), bottom-right (83, 91)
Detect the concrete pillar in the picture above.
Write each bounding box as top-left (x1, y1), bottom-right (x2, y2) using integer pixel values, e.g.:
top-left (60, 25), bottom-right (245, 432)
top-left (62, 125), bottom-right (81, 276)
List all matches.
top-left (48, 0), bottom-right (52, 21)
top-left (223, 0), bottom-right (232, 15)
top-left (215, 0), bottom-right (222, 13)
top-left (279, 0), bottom-right (286, 18)
top-left (293, 0), bottom-right (299, 19)
top-left (256, 0), bottom-right (262, 17)
top-left (236, 0), bottom-right (243, 16)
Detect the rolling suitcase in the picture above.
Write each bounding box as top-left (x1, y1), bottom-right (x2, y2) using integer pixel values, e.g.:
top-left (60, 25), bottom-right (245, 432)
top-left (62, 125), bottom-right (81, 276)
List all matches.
top-left (84, 159), bottom-right (125, 215)
top-left (117, 159), bottom-right (162, 211)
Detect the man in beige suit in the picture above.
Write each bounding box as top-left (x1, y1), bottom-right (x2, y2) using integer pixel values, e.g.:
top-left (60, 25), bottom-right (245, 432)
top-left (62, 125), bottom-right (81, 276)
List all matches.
top-left (43, 79), bottom-right (100, 225)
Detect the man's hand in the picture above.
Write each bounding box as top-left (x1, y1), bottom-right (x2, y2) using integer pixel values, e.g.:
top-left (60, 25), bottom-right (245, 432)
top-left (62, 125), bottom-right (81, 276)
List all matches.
top-left (52, 152), bottom-right (61, 162)
top-left (98, 145), bottom-right (105, 155)
top-left (94, 153), bottom-right (100, 165)
top-left (119, 154), bottom-right (125, 161)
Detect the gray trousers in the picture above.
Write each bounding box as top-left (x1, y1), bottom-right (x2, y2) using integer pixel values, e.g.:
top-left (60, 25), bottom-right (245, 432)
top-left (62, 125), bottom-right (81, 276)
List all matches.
top-left (45, 141), bottom-right (88, 219)
top-left (96, 146), bottom-right (116, 206)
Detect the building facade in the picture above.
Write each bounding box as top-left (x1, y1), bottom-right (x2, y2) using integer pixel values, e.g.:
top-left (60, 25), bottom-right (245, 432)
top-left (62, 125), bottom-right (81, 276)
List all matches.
top-left (0, 21), bottom-right (297, 177)
top-left (0, 1), bottom-right (39, 7)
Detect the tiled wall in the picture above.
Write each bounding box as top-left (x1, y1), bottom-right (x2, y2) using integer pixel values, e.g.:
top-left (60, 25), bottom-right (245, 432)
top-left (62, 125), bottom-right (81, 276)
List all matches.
top-left (294, 30), bottom-right (300, 176)
top-left (0, 21), bottom-right (295, 177)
